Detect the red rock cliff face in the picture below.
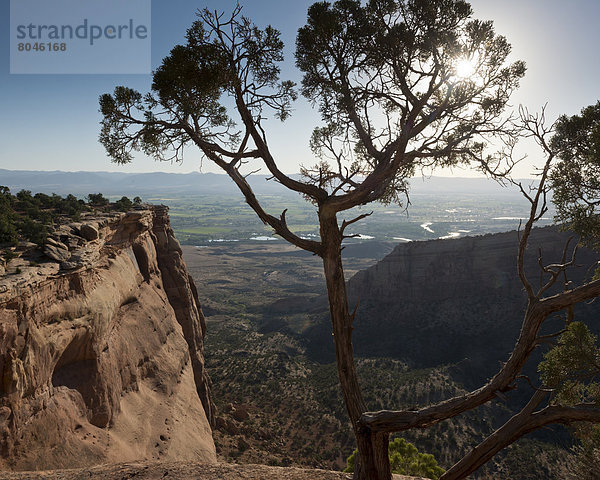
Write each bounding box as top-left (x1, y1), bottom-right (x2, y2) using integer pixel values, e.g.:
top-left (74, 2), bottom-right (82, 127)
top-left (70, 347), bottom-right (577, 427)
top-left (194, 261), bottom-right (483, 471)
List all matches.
top-left (0, 207), bottom-right (216, 470)
top-left (150, 205), bottom-right (215, 425)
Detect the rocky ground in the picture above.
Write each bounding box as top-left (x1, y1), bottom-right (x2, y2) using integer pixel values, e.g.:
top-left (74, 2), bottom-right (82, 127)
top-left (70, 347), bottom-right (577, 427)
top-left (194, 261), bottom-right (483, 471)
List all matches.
top-left (0, 462), bottom-right (423, 480)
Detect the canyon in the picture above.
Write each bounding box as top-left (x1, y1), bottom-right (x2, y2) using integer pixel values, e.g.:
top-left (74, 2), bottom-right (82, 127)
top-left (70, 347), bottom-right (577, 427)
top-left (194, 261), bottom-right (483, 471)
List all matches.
top-left (1, 204), bottom-right (598, 478)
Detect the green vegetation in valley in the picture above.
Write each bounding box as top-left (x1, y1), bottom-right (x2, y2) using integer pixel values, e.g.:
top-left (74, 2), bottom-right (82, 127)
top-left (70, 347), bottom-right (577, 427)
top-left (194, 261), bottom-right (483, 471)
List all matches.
top-left (185, 243), bottom-right (570, 478)
top-left (147, 191), bottom-right (554, 246)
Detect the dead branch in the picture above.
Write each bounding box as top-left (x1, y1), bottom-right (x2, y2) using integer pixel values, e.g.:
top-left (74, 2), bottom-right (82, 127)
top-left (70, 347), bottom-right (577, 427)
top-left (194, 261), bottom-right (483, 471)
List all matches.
top-left (537, 238), bottom-right (578, 297)
top-left (340, 212), bottom-right (374, 236)
top-left (440, 395), bottom-right (600, 479)
top-left (359, 109), bottom-right (600, 439)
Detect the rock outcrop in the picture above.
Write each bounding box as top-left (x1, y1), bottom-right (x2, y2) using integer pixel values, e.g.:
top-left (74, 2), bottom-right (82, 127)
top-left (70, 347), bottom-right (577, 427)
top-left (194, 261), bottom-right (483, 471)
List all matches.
top-left (0, 207), bottom-right (216, 471)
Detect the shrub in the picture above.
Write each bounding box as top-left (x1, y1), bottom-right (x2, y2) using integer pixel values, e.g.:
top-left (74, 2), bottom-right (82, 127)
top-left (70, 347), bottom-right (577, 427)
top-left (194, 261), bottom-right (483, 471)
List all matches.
top-left (2, 250), bottom-right (16, 261)
top-left (114, 196), bottom-right (133, 212)
top-left (344, 437), bottom-right (445, 480)
top-left (0, 215), bottom-right (18, 245)
top-left (87, 193), bottom-right (109, 206)
top-left (18, 217), bottom-right (47, 245)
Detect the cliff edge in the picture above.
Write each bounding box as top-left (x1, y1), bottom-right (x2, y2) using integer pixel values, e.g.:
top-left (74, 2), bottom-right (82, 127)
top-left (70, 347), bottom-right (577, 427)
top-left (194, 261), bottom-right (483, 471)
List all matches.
top-left (0, 206), bottom-right (216, 470)
top-left (0, 461), bottom-right (426, 480)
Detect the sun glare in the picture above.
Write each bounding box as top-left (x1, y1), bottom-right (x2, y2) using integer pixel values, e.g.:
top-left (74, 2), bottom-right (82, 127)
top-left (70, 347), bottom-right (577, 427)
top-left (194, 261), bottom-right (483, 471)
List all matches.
top-left (455, 57), bottom-right (478, 80)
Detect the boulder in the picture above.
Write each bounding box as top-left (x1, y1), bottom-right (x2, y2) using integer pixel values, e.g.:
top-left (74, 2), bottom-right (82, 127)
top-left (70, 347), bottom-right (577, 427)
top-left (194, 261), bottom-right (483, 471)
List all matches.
top-left (60, 248), bottom-right (100, 271)
top-left (43, 243), bottom-right (70, 262)
top-left (79, 224), bottom-right (99, 241)
top-left (59, 234), bottom-right (82, 250)
top-left (45, 237), bottom-right (65, 248)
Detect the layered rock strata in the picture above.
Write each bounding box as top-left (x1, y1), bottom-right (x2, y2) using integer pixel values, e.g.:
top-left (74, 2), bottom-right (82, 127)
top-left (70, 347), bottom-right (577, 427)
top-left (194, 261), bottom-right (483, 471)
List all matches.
top-left (344, 227), bottom-right (600, 378)
top-left (0, 207), bottom-right (216, 470)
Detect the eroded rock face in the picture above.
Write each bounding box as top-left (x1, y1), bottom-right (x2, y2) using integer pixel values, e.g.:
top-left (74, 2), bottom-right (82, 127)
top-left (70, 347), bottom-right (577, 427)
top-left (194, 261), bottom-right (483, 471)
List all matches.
top-left (151, 206), bottom-right (215, 425)
top-left (0, 207), bottom-right (216, 471)
top-left (341, 227), bottom-right (600, 381)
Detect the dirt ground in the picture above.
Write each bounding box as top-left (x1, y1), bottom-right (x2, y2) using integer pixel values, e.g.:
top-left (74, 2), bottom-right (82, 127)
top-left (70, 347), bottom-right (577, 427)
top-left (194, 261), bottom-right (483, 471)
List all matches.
top-left (0, 462), bottom-right (424, 480)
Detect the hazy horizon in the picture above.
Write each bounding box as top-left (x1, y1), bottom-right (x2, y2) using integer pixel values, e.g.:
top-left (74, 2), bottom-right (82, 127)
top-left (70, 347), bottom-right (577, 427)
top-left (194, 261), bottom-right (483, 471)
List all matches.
top-left (0, 166), bottom-right (544, 180)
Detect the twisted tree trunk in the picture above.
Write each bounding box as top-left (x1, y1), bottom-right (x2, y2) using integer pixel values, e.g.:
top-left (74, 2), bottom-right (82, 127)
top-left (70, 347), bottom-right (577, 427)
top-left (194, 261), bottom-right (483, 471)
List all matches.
top-left (320, 214), bottom-right (392, 480)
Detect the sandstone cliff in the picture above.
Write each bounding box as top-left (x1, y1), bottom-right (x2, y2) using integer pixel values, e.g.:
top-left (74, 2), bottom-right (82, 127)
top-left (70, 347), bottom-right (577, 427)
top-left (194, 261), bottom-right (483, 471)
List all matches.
top-left (0, 206), bottom-right (216, 470)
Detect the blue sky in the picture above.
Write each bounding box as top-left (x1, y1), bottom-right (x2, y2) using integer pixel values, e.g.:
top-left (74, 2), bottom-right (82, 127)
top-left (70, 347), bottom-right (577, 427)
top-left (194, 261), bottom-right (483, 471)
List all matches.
top-left (0, 0), bottom-right (599, 176)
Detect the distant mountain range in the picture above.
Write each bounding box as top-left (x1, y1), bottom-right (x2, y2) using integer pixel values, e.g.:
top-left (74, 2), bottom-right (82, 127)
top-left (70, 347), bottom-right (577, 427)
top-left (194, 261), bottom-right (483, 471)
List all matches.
top-left (0, 169), bottom-right (527, 197)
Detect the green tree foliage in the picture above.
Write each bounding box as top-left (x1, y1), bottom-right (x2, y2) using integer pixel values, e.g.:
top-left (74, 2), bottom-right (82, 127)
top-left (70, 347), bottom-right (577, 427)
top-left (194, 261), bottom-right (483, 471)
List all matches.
top-left (87, 193), bottom-right (109, 206)
top-left (0, 190), bottom-right (106, 248)
top-left (114, 196), bottom-right (133, 212)
top-left (57, 194), bottom-right (86, 218)
top-left (538, 322), bottom-right (600, 406)
top-left (0, 186), bottom-right (18, 245)
top-left (15, 189), bottom-right (42, 221)
top-left (99, 11), bottom-right (296, 165)
top-left (0, 215), bottom-right (18, 245)
top-left (345, 438), bottom-right (445, 479)
top-left (3, 190), bottom-right (90, 243)
top-left (295, 0), bottom-right (524, 203)
top-left (17, 217), bottom-right (48, 246)
top-left (550, 101), bottom-right (600, 248)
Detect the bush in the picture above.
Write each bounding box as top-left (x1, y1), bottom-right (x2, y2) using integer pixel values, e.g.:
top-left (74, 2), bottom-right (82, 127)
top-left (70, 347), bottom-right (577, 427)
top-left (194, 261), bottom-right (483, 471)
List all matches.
top-left (18, 217), bottom-right (48, 245)
top-left (0, 190), bottom-right (133, 245)
top-left (0, 215), bottom-right (18, 245)
top-left (568, 425), bottom-right (600, 479)
top-left (87, 193), bottom-right (109, 206)
top-left (56, 194), bottom-right (87, 218)
top-left (114, 196), bottom-right (133, 212)
top-left (344, 437), bottom-right (445, 480)
top-left (2, 250), bottom-right (16, 261)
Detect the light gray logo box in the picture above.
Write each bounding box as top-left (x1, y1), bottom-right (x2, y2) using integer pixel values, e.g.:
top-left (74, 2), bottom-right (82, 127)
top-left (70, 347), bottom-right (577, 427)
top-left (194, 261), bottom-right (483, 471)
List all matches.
top-left (10, 0), bottom-right (151, 74)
